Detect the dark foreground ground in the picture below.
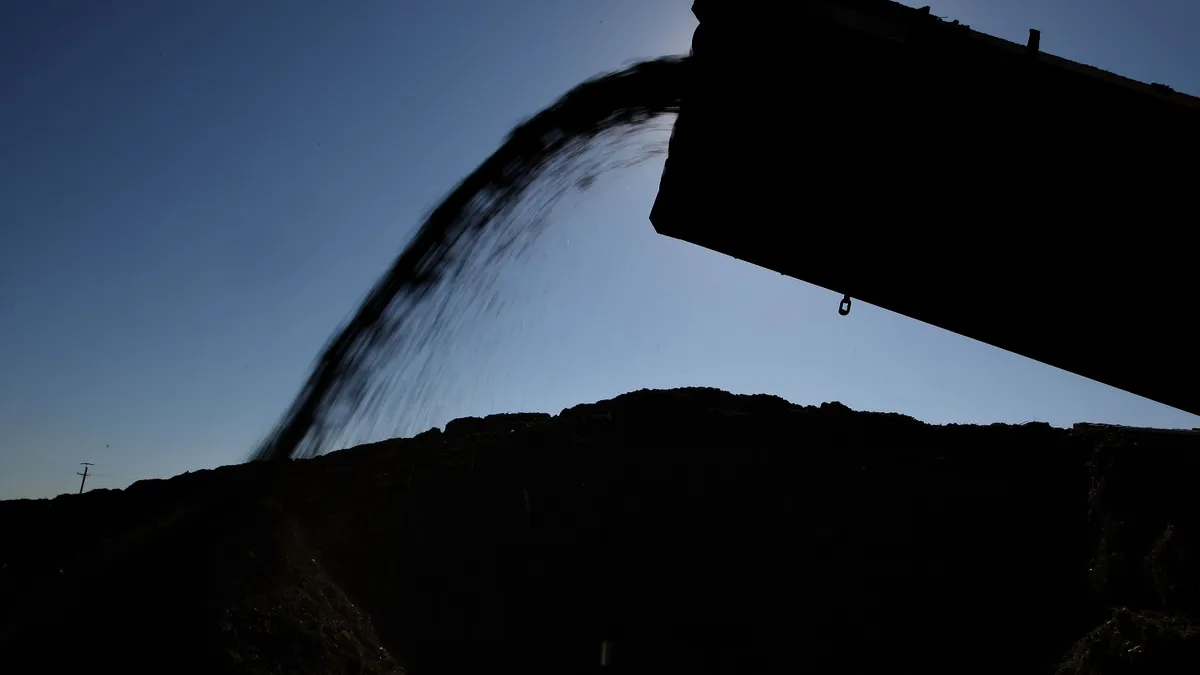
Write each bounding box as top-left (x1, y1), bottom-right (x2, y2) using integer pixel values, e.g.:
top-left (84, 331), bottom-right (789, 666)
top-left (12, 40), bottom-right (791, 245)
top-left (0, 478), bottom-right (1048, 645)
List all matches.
top-left (3, 388), bottom-right (1200, 674)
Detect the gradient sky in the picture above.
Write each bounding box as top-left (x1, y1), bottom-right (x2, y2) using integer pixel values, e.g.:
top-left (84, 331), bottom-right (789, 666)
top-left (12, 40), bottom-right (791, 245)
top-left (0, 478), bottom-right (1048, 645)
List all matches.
top-left (3, 0), bottom-right (1199, 499)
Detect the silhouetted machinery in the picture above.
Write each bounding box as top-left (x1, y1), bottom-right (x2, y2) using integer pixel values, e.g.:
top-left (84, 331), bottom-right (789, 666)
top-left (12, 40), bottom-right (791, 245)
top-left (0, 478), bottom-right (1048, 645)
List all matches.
top-left (651, 0), bottom-right (1200, 417)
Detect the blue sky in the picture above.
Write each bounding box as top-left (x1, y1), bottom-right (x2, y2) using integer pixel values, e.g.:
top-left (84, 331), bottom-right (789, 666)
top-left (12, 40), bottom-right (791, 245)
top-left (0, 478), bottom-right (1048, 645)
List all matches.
top-left (3, 0), bottom-right (1198, 499)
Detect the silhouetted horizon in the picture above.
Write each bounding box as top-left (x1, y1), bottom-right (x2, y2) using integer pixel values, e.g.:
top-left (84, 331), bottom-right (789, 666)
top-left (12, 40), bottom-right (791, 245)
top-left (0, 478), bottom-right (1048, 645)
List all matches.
top-left (4, 0), bottom-right (1200, 499)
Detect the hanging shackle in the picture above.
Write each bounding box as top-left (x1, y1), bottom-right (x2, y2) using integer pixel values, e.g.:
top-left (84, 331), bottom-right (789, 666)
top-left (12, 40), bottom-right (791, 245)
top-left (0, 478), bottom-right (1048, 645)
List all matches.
top-left (838, 293), bottom-right (852, 316)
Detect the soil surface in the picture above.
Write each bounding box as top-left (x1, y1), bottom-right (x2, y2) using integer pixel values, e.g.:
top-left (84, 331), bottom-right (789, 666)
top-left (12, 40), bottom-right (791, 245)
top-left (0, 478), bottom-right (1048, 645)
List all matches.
top-left (3, 387), bottom-right (1199, 674)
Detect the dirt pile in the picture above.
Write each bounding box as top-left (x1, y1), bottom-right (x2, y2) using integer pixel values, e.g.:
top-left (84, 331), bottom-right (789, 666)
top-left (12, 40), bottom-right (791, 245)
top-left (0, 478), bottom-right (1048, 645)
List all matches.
top-left (3, 387), bottom-right (1200, 674)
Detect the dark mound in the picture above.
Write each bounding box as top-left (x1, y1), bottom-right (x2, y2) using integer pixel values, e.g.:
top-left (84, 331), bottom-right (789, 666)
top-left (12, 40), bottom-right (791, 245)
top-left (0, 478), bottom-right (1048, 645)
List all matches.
top-left (3, 388), bottom-right (1198, 674)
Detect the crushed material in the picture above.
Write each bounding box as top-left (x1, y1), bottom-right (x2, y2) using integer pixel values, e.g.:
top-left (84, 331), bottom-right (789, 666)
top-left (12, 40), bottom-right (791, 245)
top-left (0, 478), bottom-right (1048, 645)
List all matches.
top-left (4, 388), bottom-right (1198, 673)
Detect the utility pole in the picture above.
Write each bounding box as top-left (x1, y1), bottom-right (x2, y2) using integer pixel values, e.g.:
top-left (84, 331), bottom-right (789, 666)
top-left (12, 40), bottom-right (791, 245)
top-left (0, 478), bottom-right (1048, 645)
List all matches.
top-left (77, 462), bottom-right (94, 494)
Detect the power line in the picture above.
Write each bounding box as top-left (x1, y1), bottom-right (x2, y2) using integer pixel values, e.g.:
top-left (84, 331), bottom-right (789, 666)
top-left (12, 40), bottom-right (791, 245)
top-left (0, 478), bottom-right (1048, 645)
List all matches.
top-left (77, 463), bottom-right (94, 494)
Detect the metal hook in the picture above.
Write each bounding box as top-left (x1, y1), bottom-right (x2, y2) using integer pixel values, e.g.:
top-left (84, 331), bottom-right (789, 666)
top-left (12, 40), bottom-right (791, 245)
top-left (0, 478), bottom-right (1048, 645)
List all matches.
top-left (838, 294), bottom-right (852, 316)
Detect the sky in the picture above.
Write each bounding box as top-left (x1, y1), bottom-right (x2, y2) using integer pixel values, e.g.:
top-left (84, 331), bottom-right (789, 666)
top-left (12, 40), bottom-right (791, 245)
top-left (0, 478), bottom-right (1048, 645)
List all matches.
top-left (3, 0), bottom-right (1199, 499)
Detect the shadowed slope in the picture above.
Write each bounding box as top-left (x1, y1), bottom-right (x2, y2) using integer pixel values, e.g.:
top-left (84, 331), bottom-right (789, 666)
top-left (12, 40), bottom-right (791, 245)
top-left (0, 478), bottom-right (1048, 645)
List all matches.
top-left (11, 388), bottom-right (1199, 673)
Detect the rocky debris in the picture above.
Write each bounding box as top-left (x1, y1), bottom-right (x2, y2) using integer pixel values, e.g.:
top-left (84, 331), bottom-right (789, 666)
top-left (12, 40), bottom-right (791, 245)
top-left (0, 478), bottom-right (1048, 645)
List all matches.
top-left (443, 412), bottom-right (552, 438)
top-left (1058, 609), bottom-right (1200, 675)
top-left (2, 387), bottom-right (1198, 674)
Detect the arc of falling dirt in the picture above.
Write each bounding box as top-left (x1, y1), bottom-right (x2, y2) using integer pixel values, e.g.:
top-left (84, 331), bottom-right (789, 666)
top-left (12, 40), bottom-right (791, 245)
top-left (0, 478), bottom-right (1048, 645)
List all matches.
top-left (250, 55), bottom-right (692, 462)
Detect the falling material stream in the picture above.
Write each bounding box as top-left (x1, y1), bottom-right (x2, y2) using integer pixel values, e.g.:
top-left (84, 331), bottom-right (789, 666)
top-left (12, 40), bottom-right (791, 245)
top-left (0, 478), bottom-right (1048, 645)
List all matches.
top-left (251, 55), bottom-right (691, 461)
